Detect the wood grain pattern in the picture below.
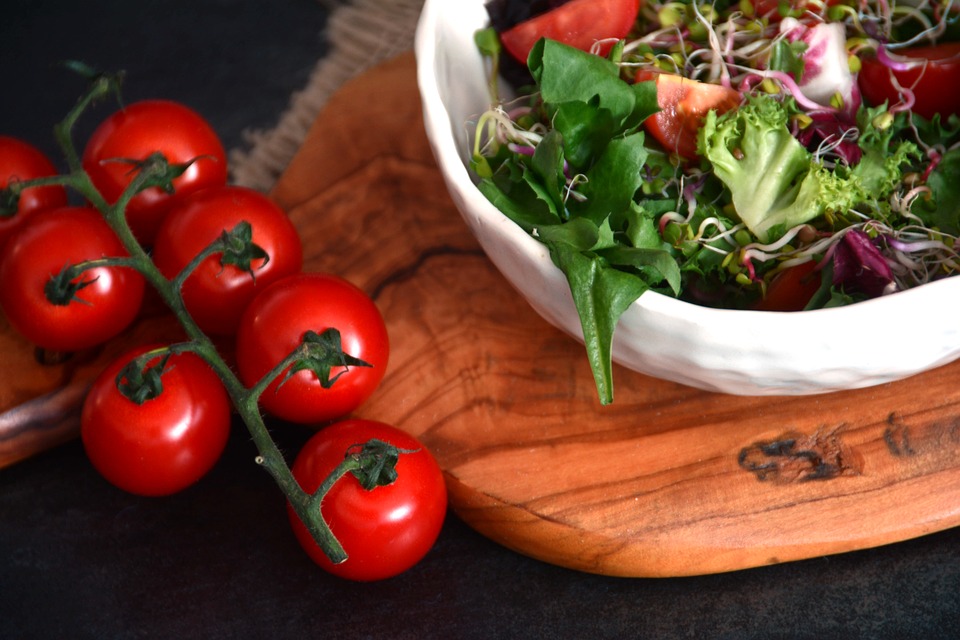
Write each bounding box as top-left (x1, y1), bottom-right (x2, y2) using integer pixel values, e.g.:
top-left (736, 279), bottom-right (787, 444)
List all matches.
top-left (3, 52), bottom-right (960, 576)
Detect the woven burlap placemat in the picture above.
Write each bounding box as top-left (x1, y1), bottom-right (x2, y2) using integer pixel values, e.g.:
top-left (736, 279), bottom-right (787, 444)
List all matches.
top-left (228, 0), bottom-right (425, 192)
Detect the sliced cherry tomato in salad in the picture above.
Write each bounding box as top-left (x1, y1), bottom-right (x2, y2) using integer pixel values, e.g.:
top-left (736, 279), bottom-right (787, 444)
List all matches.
top-left (0, 206), bottom-right (145, 352)
top-left (753, 261), bottom-right (823, 311)
top-left (234, 273), bottom-right (389, 425)
top-left (0, 136), bottom-right (68, 251)
top-left (82, 99), bottom-right (227, 246)
top-left (287, 418), bottom-right (447, 581)
top-left (858, 42), bottom-right (960, 120)
top-left (637, 71), bottom-right (742, 160)
top-left (81, 344), bottom-right (232, 497)
top-left (500, 0), bottom-right (640, 64)
top-left (152, 185), bottom-right (303, 336)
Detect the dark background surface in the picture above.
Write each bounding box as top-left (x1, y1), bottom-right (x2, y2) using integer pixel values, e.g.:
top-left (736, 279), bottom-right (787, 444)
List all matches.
top-left (2, 1), bottom-right (960, 638)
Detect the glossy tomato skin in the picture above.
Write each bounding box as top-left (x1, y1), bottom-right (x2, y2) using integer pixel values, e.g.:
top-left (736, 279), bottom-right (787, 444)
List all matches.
top-left (638, 72), bottom-right (741, 160)
top-left (0, 136), bottom-right (69, 251)
top-left (81, 345), bottom-right (232, 497)
top-left (500, 0), bottom-right (640, 63)
top-left (152, 185), bottom-right (303, 336)
top-left (235, 273), bottom-right (389, 424)
top-left (754, 261), bottom-right (823, 311)
top-left (287, 419), bottom-right (447, 581)
top-left (82, 99), bottom-right (227, 246)
top-left (859, 43), bottom-right (960, 120)
top-left (0, 206), bottom-right (145, 352)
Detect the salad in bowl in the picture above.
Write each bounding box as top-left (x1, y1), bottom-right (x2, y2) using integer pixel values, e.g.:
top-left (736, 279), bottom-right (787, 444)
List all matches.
top-left (415, 0), bottom-right (960, 401)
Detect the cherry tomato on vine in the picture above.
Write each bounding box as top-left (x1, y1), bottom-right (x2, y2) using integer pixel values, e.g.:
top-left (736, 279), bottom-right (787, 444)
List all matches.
top-left (500, 0), bottom-right (640, 64)
top-left (859, 42), bottom-right (960, 120)
top-left (636, 71), bottom-right (742, 160)
top-left (81, 344), bottom-right (232, 497)
top-left (82, 99), bottom-right (227, 245)
top-left (152, 185), bottom-right (303, 336)
top-left (235, 273), bottom-right (389, 424)
top-left (0, 206), bottom-right (145, 352)
top-left (287, 419), bottom-right (447, 581)
top-left (0, 136), bottom-right (68, 251)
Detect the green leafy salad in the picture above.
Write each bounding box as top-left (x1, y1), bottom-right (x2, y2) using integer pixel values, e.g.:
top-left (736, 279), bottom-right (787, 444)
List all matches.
top-left (470, 0), bottom-right (960, 403)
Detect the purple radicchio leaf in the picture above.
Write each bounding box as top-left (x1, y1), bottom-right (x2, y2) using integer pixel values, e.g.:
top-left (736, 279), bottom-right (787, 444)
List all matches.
top-left (795, 112), bottom-right (862, 164)
top-left (831, 230), bottom-right (896, 297)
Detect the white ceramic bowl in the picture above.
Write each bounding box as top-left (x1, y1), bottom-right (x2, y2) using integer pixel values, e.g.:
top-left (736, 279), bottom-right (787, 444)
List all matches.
top-left (413, 0), bottom-right (960, 396)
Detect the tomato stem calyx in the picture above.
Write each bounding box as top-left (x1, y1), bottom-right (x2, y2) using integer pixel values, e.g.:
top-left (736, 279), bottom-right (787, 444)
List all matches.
top-left (0, 183), bottom-right (22, 218)
top-left (43, 256), bottom-right (139, 306)
top-left (43, 265), bottom-right (99, 306)
top-left (101, 152), bottom-right (195, 196)
top-left (170, 220), bottom-right (269, 293)
top-left (216, 221), bottom-right (269, 279)
top-left (115, 351), bottom-right (173, 405)
top-left (279, 328), bottom-right (374, 391)
top-left (346, 439), bottom-right (415, 490)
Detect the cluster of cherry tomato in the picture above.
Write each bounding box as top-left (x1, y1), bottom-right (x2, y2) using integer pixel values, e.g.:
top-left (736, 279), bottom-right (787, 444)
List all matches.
top-left (0, 96), bottom-right (446, 581)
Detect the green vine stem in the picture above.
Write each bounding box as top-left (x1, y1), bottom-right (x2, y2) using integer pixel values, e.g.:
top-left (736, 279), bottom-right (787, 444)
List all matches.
top-left (2, 68), bottom-right (390, 566)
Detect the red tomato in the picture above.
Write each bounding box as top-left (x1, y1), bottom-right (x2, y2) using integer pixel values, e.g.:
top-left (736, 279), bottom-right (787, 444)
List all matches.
top-left (754, 261), bottom-right (822, 311)
top-left (82, 100), bottom-right (227, 246)
top-left (287, 419), bottom-right (447, 581)
top-left (81, 344), bottom-right (232, 496)
top-left (0, 136), bottom-right (68, 251)
top-left (152, 186), bottom-right (303, 336)
top-left (859, 43), bottom-right (960, 120)
top-left (637, 71), bottom-right (742, 160)
top-left (500, 0), bottom-right (640, 64)
top-left (0, 206), bottom-right (145, 352)
top-left (234, 273), bottom-right (389, 424)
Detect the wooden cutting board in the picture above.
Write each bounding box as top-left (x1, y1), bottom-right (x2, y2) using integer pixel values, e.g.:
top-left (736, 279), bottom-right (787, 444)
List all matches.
top-left (4, 52), bottom-right (960, 577)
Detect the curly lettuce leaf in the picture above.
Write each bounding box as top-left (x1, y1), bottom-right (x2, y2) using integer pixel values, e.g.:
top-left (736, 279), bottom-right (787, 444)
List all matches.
top-left (700, 97), bottom-right (861, 242)
top-left (853, 104), bottom-right (922, 200)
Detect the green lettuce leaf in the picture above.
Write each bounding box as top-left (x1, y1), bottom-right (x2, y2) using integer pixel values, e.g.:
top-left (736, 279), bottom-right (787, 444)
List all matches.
top-left (700, 97), bottom-right (861, 242)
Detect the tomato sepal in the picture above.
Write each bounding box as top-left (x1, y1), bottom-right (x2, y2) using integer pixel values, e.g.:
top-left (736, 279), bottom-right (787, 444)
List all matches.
top-left (43, 263), bottom-right (101, 306)
top-left (215, 220), bottom-right (270, 277)
top-left (114, 350), bottom-right (174, 405)
top-left (346, 438), bottom-right (415, 490)
top-left (283, 328), bottom-right (373, 390)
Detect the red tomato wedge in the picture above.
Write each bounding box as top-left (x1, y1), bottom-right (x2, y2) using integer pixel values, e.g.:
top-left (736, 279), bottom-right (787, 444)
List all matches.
top-left (500, 0), bottom-right (641, 64)
top-left (637, 71), bottom-right (742, 160)
top-left (754, 262), bottom-right (822, 311)
top-left (859, 42), bottom-right (960, 120)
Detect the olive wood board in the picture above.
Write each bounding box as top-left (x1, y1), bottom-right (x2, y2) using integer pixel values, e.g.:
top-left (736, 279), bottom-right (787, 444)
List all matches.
top-left (3, 52), bottom-right (960, 577)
